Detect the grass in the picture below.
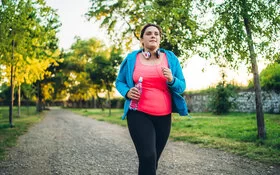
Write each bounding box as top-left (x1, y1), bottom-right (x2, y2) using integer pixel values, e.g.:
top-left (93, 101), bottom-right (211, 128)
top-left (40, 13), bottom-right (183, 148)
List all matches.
top-left (171, 113), bottom-right (280, 164)
top-left (0, 106), bottom-right (43, 160)
top-left (71, 108), bottom-right (280, 165)
top-left (71, 108), bottom-right (127, 127)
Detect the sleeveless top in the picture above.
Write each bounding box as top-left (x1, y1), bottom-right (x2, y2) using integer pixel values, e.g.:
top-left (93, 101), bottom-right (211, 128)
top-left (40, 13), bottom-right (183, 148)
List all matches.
top-left (132, 53), bottom-right (172, 116)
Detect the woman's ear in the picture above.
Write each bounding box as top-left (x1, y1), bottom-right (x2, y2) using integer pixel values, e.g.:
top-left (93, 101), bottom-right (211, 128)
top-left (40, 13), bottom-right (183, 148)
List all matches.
top-left (140, 42), bottom-right (144, 47)
top-left (140, 38), bottom-right (143, 46)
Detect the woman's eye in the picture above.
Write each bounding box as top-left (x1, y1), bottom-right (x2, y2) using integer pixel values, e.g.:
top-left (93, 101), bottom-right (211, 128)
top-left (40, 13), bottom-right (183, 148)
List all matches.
top-left (145, 32), bottom-right (159, 36)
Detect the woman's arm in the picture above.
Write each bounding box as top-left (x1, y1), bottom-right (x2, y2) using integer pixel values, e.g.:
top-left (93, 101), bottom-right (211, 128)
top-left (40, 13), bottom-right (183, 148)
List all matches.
top-left (115, 59), bottom-right (130, 99)
top-left (167, 51), bottom-right (186, 94)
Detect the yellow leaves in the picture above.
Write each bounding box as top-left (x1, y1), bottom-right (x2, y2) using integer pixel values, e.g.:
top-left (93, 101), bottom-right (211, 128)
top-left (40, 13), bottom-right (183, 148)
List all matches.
top-left (42, 83), bottom-right (54, 100)
top-left (45, 49), bottom-right (60, 57)
top-left (25, 58), bottom-right (52, 82)
top-left (31, 38), bottom-right (40, 47)
top-left (2, 50), bottom-right (61, 86)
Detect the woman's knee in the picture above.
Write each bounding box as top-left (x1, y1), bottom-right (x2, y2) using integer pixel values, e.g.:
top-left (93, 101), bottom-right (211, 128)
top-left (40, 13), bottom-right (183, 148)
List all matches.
top-left (139, 150), bottom-right (157, 164)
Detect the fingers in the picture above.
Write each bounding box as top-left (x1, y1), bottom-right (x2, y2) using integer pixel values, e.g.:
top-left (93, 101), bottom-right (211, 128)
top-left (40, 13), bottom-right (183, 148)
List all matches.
top-left (161, 67), bottom-right (173, 82)
top-left (128, 87), bottom-right (140, 100)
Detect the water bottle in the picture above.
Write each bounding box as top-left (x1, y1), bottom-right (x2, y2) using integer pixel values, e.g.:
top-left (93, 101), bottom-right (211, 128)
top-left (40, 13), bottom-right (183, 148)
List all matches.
top-left (129, 77), bottom-right (143, 110)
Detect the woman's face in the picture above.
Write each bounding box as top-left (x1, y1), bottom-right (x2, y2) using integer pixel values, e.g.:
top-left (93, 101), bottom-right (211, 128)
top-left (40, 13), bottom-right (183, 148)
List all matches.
top-left (141, 26), bottom-right (161, 51)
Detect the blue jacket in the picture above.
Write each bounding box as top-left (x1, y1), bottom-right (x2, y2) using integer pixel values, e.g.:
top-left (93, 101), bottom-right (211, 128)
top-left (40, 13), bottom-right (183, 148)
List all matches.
top-left (115, 48), bottom-right (188, 120)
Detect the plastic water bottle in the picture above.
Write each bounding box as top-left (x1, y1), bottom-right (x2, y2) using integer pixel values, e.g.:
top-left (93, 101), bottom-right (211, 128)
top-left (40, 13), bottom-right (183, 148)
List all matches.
top-left (129, 77), bottom-right (143, 110)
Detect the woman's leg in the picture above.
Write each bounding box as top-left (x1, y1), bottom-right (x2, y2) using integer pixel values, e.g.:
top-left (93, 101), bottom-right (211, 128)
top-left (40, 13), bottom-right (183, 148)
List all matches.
top-left (127, 110), bottom-right (157, 175)
top-left (153, 114), bottom-right (171, 169)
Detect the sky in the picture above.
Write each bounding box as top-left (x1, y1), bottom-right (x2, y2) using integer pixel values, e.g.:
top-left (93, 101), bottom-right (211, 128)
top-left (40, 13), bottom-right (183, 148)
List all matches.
top-left (45, 0), bottom-right (256, 91)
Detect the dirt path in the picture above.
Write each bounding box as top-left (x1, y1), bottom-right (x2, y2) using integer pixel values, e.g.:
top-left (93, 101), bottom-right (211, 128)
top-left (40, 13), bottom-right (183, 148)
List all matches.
top-left (0, 108), bottom-right (279, 175)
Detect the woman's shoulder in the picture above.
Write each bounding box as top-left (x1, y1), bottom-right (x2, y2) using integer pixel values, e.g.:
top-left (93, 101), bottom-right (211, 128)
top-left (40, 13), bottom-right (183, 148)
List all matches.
top-left (161, 49), bottom-right (178, 61)
top-left (126, 49), bottom-right (141, 59)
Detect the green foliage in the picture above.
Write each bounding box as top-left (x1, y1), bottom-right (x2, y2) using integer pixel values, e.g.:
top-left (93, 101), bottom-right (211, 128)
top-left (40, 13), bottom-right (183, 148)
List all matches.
top-left (0, 0), bottom-right (61, 115)
top-left (56, 38), bottom-right (123, 105)
top-left (86, 46), bottom-right (122, 114)
top-left (0, 0), bottom-right (61, 66)
top-left (87, 0), bottom-right (280, 63)
top-left (198, 0), bottom-right (280, 66)
top-left (260, 63), bottom-right (280, 92)
top-left (197, 0), bottom-right (279, 139)
top-left (0, 84), bottom-right (9, 102)
top-left (59, 38), bottom-right (105, 101)
top-left (248, 63), bottom-right (280, 92)
top-left (0, 83), bottom-right (37, 105)
top-left (208, 81), bottom-right (237, 115)
top-left (87, 47), bottom-right (122, 92)
top-left (86, 0), bottom-right (199, 57)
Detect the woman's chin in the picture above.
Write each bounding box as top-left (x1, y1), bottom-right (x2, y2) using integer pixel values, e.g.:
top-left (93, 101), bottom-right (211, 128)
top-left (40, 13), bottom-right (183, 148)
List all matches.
top-left (146, 45), bottom-right (158, 51)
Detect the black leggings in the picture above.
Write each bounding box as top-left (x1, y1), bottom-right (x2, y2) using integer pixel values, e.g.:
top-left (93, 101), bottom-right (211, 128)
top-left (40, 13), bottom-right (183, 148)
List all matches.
top-left (127, 110), bottom-right (171, 175)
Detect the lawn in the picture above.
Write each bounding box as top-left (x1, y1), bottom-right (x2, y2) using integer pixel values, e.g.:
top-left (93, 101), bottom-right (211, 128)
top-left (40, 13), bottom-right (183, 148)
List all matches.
top-left (71, 108), bottom-right (280, 165)
top-left (0, 106), bottom-right (43, 160)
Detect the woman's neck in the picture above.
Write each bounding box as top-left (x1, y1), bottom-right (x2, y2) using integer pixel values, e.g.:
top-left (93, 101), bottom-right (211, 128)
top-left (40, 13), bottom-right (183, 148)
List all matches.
top-left (144, 48), bottom-right (158, 53)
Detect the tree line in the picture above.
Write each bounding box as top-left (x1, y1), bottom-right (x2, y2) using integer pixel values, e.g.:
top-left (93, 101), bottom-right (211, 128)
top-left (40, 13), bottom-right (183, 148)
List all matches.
top-left (0, 0), bottom-right (123, 125)
top-left (0, 0), bottom-right (61, 127)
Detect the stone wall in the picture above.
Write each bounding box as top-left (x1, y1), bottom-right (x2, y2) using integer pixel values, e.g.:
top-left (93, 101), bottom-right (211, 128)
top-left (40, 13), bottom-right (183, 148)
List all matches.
top-left (185, 90), bottom-right (280, 113)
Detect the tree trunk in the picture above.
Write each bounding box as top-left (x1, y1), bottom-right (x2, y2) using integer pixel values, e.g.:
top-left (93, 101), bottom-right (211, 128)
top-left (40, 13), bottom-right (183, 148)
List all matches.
top-left (243, 13), bottom-right (266, 139)
top-left (9, 65), bottom-right (14, 128)
top-left (9, 39), bottom-right (15, 128)
top-left (107, 90), bottom-right (111, 116)
top-left (36, 81), bottom-right (42, 112)
top-left (94, 94), bottom-right (98, 108)
top-left (18, 85), bottom-right (21, 117)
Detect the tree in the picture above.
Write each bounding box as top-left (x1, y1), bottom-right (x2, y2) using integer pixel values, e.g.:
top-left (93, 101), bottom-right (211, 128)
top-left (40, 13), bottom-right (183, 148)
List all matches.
top-left (0, 0), bottom-right (19, 127)
top-left (250, 63), bottom-right (280, 92)
top-left (86, 0), bottom-right (199, 57)
top-left (208, 71), bottom-right (237, 114)
top-left (42, 50), bottom-right (68, 102)
top-left (197, 0), bottom-right (280, 139)
top-left (59, 37), bottom-right (106, 107)
top-left (87, 47), bottom-right (122, 115)
top-left (59, 37), bottom-right (122, 114)
top-left (0, 0), bottom-right (61, 125)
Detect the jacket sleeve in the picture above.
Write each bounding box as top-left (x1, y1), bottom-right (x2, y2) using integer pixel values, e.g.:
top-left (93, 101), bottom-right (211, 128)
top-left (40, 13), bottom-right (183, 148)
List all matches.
top-left (168, 51), bottom-right (186, 94)
top-left (115, 58), bottom-right (130, 99)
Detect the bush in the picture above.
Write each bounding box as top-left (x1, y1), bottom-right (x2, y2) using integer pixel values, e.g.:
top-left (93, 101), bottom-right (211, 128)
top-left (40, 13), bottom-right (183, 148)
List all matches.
top-left (208, 82), bottom-right (237, 115)
top-left (248, 63), bottom-right (280, 92)
top-left (260, 63), bottom-right (280, 92)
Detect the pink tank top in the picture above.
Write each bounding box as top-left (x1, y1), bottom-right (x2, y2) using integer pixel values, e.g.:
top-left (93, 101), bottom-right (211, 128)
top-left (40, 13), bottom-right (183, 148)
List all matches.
top-left (133, 53), bottom-right (172, 116)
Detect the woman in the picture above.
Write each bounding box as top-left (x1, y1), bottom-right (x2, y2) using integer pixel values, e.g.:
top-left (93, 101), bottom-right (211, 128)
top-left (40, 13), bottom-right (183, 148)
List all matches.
top-left (115, 23), bottom-right (188, 175)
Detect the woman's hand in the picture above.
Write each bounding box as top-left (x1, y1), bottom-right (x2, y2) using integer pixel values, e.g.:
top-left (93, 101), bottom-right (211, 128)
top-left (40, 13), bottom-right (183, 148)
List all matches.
top-left (127, 87), bottom-right (141, 100)
top-left (161, 67), bottom-right (173, 83)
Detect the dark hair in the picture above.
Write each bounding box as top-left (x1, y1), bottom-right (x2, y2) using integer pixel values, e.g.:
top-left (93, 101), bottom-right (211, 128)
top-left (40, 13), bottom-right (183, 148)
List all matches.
top-left (140, 23), bottom-right (162, 38)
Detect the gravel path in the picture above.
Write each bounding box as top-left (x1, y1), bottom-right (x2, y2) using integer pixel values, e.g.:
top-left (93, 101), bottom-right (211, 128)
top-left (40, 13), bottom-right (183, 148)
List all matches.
top-left (0, 108), bottom-right (279, 175)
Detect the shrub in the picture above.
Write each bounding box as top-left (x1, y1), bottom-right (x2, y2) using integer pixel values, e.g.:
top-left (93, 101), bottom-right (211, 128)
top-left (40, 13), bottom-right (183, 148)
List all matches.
top-left (248, 63), bottom-right (280, 92)
top-left (208, 82), bottom-right (237, 115)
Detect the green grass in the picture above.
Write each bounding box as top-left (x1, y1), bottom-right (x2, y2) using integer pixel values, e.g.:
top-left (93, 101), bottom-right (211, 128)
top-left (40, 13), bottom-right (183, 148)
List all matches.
top-left (0, 106), bottom-right (43, 160)
top-left (71, 108), bottom-right (127, 127)
top-left (171, 113), bottom-right (280, 164)
top-left (71, 108), bottom-right (280, 165)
